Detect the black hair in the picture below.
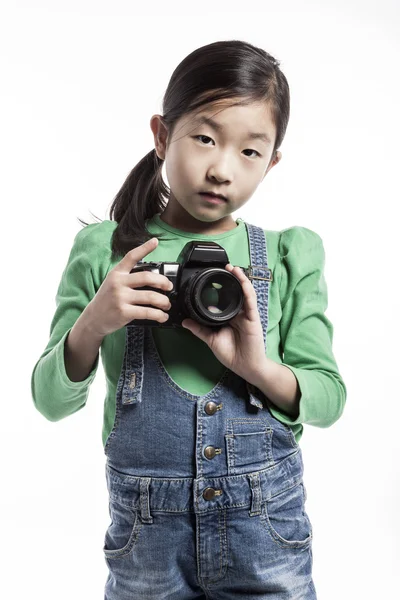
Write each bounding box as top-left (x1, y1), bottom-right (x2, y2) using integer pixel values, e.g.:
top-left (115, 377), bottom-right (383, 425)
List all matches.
top-left (78, 39), bottom-right (290, 261)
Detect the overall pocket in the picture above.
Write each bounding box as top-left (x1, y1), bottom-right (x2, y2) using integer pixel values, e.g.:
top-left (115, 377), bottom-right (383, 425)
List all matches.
top-left (103, 498), bottom-right (143, 560)
top-left (260, 480), bottom-right (313, 549)
top-left (225, 418), bottom-right (274, 475)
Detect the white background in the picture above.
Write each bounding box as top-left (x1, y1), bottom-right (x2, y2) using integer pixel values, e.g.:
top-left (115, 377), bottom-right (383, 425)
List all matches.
top-left (1, 0), bottom-right (399, 597)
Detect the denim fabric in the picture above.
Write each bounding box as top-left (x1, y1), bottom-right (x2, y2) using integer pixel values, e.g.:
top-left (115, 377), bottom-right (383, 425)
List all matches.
top-left (103, 222), bottom-right (317, 599)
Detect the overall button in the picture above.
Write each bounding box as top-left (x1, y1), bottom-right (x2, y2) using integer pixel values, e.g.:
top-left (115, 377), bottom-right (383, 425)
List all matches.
top-left (202, 487), bottom-right (223, 500)
top-left (204, 446), bottom-right (222, 459)
top-left (205, 401), bottom-right (223, 415)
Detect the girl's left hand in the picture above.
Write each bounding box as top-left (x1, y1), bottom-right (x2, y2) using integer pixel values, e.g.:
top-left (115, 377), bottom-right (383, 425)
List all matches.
top-left (181, 264), bottom-right (267, 381)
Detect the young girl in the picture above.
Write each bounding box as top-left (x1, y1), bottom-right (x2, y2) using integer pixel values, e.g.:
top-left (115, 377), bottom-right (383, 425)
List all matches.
top-left (31, 40), bottom-right (346, 599)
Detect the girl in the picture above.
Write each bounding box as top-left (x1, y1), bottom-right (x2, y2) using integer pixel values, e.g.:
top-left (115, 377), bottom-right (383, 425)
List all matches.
top-left (31, 40), bottom-right (346, 599)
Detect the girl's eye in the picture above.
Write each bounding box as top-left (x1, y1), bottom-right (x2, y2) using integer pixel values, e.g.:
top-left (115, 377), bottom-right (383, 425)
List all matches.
top-left (193, 135), bottom-right (261, 158)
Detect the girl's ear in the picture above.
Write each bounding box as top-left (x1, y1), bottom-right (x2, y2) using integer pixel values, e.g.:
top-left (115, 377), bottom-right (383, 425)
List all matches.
top-left (263, 150), bottom-right (282, 180)
top-left (150, 114), bottom-right (169, 160)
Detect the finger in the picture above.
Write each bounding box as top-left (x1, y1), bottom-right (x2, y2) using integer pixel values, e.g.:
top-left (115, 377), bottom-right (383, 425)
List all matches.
top-left (227, 265), bottom-right (259, 320)
top-left (113, 237), bottom-right (159, 274)
top-left (182, 319), bottom-right (212, 344)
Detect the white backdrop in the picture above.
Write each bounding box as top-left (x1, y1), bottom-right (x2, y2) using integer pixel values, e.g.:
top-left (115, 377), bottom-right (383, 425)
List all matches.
top-left (1, 0), bottom-right (399, 598)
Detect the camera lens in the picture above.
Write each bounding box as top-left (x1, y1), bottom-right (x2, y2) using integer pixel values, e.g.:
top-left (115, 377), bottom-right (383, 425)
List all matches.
top-left (200, 283), bottom-right (223, 314)
top-left (185, 268), bottom-right (244, 326)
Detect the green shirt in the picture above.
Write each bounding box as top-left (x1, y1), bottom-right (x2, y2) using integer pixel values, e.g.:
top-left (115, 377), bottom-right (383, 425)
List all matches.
top-left (30, 214), bottom-right (347, 447)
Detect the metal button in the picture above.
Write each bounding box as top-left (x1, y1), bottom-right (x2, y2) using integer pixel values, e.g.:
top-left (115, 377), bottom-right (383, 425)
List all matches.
top-left (203, 487), bottom-right (220, 500)
top-left (205, 401), bottom-right (222, 415)
top-left (204, 446), bottom-right (222, 459)
top-left (204, 446), bottom-right (216, 459)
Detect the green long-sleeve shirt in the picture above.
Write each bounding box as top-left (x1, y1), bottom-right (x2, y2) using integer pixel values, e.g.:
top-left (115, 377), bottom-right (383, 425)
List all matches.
top-left (30, 214), bottom-right (347, 447)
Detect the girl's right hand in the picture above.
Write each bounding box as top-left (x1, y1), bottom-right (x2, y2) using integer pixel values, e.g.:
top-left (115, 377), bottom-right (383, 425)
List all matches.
top-left (85, 237), bottom-right (173, 338)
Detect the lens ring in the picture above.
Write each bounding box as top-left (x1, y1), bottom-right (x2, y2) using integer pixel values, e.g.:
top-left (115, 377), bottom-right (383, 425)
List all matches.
top-left (185, 268), bottom-right (243, 325)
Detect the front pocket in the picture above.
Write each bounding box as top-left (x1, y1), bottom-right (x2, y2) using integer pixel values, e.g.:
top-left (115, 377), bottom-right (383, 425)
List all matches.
top-left (103, 499), bottom-right (143, 560)
top-left (225, 419), bottom-right (274, 475)
top-left (260, 481), bottom-right (313, 549)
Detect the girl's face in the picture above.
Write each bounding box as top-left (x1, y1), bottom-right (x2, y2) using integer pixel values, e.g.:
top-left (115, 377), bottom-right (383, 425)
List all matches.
top-left (150, 99), bottom-right (282, 233)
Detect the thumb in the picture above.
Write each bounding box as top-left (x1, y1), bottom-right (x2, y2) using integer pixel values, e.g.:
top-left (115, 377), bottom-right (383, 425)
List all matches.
top-left (113, 237), bottom-right (158, 274)
top-left (182, 319), bottom-right (212, 345)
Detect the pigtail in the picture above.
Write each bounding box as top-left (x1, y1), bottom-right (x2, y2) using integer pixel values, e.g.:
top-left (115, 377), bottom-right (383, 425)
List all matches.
top-left (108, 148), bottom-right (169, 261)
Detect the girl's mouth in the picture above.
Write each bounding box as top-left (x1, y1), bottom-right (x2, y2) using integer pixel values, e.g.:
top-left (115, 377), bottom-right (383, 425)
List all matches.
top-left (198, 193), bottom-right (227, 204)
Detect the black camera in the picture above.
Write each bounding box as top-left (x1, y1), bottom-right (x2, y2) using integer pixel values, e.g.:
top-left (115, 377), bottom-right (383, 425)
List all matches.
top-left (126, 241), bottom-right (244, 328)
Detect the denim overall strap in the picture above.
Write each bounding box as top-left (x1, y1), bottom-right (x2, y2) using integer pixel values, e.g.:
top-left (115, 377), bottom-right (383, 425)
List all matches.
top-left (119, 325), bottom-right (145, 406)
top-left (117, 221), bottom-right (272, 408)
top-left (243, 222), bottom-right (273, 411)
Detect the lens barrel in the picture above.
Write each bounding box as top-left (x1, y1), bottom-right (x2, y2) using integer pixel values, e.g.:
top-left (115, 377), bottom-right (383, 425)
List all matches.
top-left (184, 268), bottom-right (243, 326)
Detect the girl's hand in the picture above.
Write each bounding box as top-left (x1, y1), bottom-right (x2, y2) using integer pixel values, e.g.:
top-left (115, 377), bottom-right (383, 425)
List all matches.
top-left (84, 237), bottom-right (173, 338)
top-left (181, 264), bottom-right (267, 381)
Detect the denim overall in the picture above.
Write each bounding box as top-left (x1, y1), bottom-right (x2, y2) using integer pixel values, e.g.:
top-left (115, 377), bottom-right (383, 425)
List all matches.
top-left (103, 222), bottom-right (317, 600)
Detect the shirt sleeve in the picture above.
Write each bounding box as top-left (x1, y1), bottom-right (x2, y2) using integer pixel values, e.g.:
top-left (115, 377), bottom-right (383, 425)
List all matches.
top-left (267, 226), bottom-right (347, 428)
top-left (30, 224), bottom-right (104, 422)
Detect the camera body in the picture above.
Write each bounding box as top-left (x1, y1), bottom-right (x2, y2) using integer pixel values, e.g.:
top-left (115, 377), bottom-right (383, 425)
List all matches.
top-left (126, 240), bottom-right (244, 328)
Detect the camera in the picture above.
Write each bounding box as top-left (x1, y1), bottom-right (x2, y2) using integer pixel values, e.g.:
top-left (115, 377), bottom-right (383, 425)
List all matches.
top-left (126, 241), bottom-right (244, 328)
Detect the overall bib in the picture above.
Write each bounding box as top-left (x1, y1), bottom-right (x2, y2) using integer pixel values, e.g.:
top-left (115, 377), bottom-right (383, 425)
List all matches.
top-left (103, 222), bottom-right (317, 600)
